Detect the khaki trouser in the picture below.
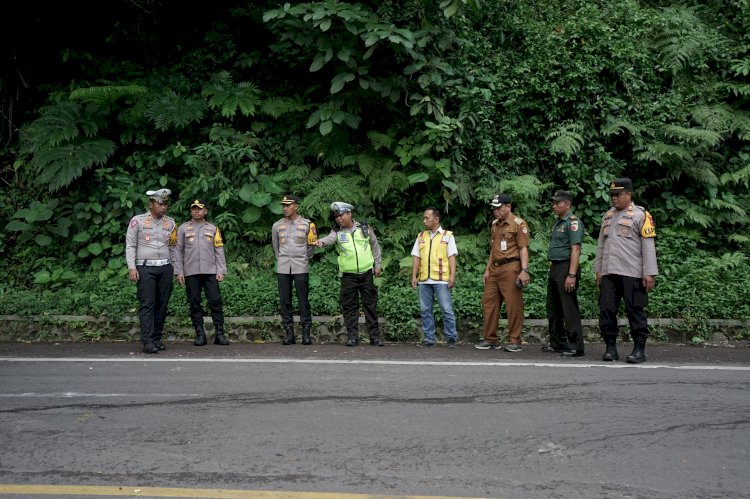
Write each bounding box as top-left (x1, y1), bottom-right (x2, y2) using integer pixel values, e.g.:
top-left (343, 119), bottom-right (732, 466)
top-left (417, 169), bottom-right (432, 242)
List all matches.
top-left (481, 261), bottom-right (524, 344)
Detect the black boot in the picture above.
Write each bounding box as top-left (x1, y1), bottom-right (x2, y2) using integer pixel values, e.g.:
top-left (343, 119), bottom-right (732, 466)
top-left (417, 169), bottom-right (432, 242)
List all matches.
top-left (301, 325), bottom-right (312, 345)
top-left (626, 335), bottom-right (647, 364)
top-left (345, 330), bottom-right (357, 347)
top-left (369, 333), bottom-right (383, 347)
top-left (214, 324), bottom-right (229, 345)
top-left (194, 325), bottom-right (207, 346)
top-left (283, 326), bottom-right (296, 345)
top-left (602, 334), bottom-right (618, 361)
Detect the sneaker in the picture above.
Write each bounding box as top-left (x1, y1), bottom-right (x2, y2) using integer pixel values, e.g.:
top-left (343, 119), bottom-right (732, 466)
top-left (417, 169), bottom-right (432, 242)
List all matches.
top-left (475, 341), bottom-right (499, 350)
top-left (504, 344), bottom-right (523, 352)
top-left (447, 338), bottom-right (457, 349)
top-left (417, 340), bottom-right (435, 347)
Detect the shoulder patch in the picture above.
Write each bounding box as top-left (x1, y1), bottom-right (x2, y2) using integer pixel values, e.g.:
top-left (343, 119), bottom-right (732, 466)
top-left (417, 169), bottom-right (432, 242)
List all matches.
top-left (641, 211), bottom-right (656, 238)
top-left (129, 218), bottom-right (139, 228)
top-left (214, 227), bottom-right (224, 247)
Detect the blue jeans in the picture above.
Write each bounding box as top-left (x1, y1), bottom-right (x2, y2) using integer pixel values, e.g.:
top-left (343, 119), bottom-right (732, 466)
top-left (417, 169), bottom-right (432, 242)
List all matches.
top-left (418, 283), bottom-right (457, 343)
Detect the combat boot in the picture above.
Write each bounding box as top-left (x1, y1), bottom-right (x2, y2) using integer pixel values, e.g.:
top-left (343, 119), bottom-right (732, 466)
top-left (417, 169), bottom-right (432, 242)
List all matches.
top-left (602, 335), bottom-right (618, 361)
top-left (626, 335), bottom-right (647, 364)
top-left (345, 330), bottom-right (358, 347)
top-left (282, 326), bottom-right (296, 345)
top-left (369, 333), bottom-right (383, 347)
top-left (194, 325), bottom-right (207, 346)
top-left (301, 325), bottom-right (312, 345)
top-left (214, 324), bottom-right (229, 345)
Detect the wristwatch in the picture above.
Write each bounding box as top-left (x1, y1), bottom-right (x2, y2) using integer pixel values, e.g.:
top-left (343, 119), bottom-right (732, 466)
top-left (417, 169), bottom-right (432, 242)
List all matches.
top-left (521, 268), bottom-right (529, 274)
top-left (567, 273), bottom-right (576, 278)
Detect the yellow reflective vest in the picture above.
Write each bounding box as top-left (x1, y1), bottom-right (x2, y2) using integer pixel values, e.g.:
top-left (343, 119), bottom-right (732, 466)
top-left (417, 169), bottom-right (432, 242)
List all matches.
top-left (417, 230), bottom-right (453, 282)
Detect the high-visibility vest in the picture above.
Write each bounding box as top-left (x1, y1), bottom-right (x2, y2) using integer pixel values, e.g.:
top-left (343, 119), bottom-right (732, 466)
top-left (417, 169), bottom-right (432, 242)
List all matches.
top-left (417, 230), bottom-right (452, 282)
top-left (336, 225), bottom-right (374, 273)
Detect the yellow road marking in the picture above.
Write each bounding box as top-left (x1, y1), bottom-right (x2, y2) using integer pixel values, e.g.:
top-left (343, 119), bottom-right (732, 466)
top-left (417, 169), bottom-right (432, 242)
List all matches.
top-left (0, 484), bottom-right (494, 499)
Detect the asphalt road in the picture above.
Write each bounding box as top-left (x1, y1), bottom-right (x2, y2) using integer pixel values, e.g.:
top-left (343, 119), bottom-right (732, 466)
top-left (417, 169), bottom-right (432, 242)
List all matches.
top-left (1, 342), bottom-right (749, 499)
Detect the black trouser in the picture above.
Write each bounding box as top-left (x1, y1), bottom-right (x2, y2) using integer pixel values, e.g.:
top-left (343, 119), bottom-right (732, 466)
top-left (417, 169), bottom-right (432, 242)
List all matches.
top-left (136, 264), bottom-right (174, 345)
top-left (340, 270), bottom-right (379, 339)
top-left (277, 273), bottom-right (311, 329)
top-left (599, 274), bottom-right (649, 338)
top-left (546, 261), bottom-right (583, 351)
top-left (185, 274), bottom-right (224, 330)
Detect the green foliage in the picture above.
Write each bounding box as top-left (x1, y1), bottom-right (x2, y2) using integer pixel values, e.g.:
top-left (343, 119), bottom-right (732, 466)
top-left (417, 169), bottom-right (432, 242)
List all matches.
top-left (2, 0), bottom-right (750, 326)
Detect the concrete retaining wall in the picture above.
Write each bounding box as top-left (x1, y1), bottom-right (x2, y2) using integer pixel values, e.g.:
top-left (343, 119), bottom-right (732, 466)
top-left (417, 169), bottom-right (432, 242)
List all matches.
top-left (1, 315), bottom-right (747, 344)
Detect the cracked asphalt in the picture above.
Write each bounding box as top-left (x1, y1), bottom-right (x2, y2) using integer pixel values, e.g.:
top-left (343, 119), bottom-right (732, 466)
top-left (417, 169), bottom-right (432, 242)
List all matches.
top-left (1, 341), bottom-right (749, 498)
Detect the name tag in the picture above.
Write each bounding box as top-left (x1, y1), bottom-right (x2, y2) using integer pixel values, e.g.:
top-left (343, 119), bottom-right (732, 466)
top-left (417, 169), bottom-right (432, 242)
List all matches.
top-left (338, 233), bottom-right (348, 243)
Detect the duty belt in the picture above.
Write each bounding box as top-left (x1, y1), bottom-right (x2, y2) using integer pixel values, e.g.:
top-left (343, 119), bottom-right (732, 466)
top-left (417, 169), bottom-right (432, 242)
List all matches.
top-left (492, 256), bottom-right (520, 267)
top-left (135, 259), bottom-right (171, 267)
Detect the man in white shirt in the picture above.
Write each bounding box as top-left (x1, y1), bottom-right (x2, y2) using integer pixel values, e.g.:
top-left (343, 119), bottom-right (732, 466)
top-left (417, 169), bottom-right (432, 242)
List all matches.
top-left (410, 208), bottom-right (458, 348)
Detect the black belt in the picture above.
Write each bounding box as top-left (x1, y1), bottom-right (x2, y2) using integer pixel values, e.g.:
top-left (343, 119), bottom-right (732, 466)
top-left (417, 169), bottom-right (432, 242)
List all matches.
top-left (549, 259), bottom-right (570, 265)
top-left (492, 257), bottom-right (520, 267)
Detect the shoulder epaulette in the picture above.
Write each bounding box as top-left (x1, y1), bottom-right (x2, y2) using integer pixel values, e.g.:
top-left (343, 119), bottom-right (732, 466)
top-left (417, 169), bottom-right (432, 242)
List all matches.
top-left (514, 217), bottom-right (523, 225)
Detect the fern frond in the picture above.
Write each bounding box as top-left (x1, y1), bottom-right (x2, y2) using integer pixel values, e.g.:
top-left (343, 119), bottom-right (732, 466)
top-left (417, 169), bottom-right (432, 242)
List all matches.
top-left (708, 198), bottom-right (747, 216)
top-left (21, 102), bottom-right (95, 151)
top-left (203, 71), bottom-right (261, 118)
top-left (546, 123), bottom-right (584, 157)
top-left (690, 104), bottom-right (733, 133)
top-left (662, 124), bottom-right (722, 147)
top-left (653, 7), bottom-right (727, 74)
top-left (636, 142), bottom-right (693, 165)
top-left (682, 206), bottom-right (711, 228)
top-left (720, 165), bottom-right (750, 187)
top-left (730, 58), bottom-right (750, 77)
top-left (715, 82), bottom-right (750, 98)
top-left (260, 97), bottom-right (308, 118)
top-left (29, 139), bottom-right (116, 192)
top-left (301, 174), bottom-right (366, 221)
top-left (729, 111), bottom-right (750, 141)
top-left (367, 131), bottom-right (395, 151)
top-left (144, 91), bottom-right (205, 130)
top-left (69, 85), bottom-right (148, 105)
top-left (601, 118), bottom-right (642, 137)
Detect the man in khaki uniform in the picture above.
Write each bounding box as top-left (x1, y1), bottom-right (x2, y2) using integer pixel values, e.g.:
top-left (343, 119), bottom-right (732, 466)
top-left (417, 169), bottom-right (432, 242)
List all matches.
top-left (595, 178), bottom-right (658, 363)
top-left (272, 195), bottom-right (316, 345)
top-left (173, 198), bottom-right (228, 346)
top-left (125, 189), bottom-right (177, 354)
top-left (475, 194), bottom-right (530, 352)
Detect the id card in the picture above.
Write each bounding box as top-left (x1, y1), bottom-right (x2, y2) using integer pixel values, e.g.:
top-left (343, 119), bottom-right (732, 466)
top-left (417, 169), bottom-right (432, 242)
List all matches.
top-left (500, 240), bottom-right (507, 251)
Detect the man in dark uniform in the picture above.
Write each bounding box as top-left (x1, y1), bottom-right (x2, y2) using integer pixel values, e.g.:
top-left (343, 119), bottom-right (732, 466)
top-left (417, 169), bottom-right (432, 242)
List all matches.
top-left (595, 178), bottom-right (658, 363)
top-left (125, 189), bottom-right (177, 354)
top-left (546, 190), bottom-right (585, 357)
top-left (271, 195), bottom-right (317, 345)
top-left (476, 194), bottom-right (530, 352)
top-left (315, 202), bottom-right (383, 347)
top-left (173, 199), bottom-right (229, 346)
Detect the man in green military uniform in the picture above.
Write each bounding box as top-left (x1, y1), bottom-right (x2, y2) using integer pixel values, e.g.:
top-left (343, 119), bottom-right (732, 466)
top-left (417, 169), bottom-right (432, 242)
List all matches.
top-left (546, 190), bottom-right (585, 357)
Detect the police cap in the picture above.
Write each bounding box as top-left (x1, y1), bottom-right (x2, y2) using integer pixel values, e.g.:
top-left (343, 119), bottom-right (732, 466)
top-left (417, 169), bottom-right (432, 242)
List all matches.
top-left (147, 189), bottom-right (171, 204)
top-left (330, 201), bottom-right (354, 215)
top-left (609, 178), bottom-right (633, 194)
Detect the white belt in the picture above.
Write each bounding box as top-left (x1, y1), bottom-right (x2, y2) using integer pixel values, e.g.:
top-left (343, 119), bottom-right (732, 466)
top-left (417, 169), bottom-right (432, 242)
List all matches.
top-left (135, 259), bottom-right (171, 266)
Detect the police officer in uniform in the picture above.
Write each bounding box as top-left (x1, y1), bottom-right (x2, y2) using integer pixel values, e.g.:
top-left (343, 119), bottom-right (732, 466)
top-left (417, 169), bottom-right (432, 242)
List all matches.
top-left (125, 189), bottom-right (177, 354)
top-left (595, 178), bottom-right (658, 363)
top-left (271, 195), bottom-right (317, 345)
top-left (315, 202), bottom-right (383, 347)
top-left (546, 190), bottom-right (585, 357)
top-left (476, 194), bottom-right (530, 352)
top-left (173, 199), bottom-right (229, 346)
